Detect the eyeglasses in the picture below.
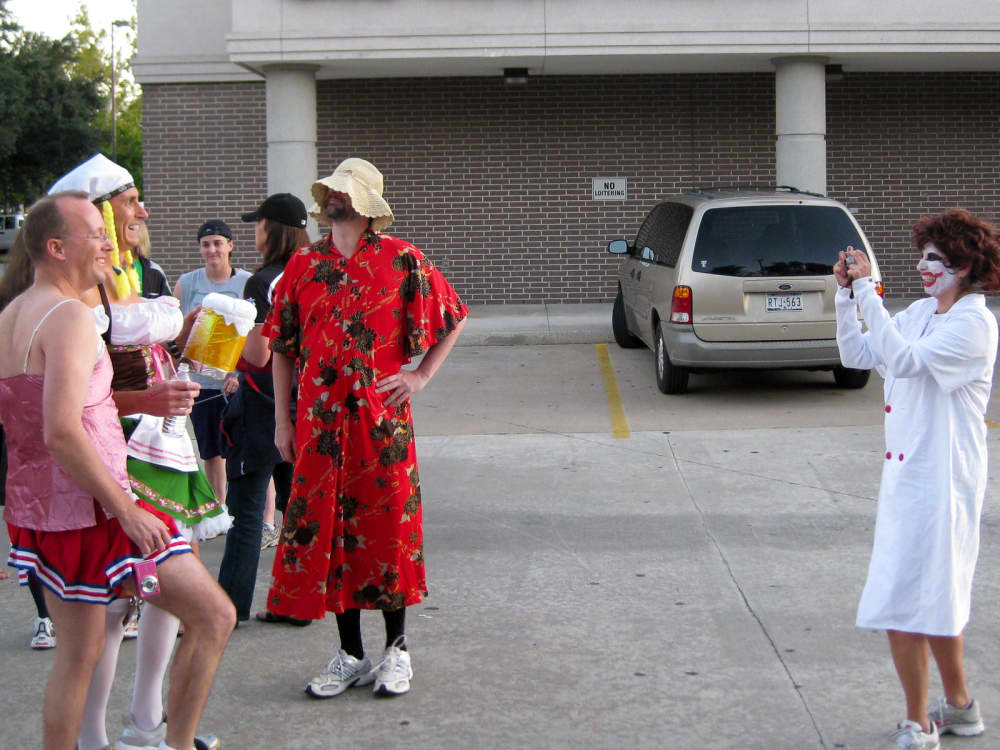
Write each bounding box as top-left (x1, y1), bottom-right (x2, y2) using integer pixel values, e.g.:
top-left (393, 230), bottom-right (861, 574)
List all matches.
top-left (56, 231), bottom-right (111, 243)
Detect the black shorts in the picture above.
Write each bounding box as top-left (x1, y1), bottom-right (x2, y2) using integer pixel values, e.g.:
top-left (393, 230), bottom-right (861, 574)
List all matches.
top-left (191, 389), bottom-right (226, 461)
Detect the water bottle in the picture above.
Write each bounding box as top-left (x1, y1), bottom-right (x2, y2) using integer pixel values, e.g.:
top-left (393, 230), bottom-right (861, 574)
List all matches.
top-left (161, 362), bottom-right (191, 436)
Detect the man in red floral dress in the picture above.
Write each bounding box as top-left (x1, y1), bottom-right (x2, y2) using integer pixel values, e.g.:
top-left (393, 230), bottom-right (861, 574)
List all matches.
top-left (258, 158), bottom-right (467, 698)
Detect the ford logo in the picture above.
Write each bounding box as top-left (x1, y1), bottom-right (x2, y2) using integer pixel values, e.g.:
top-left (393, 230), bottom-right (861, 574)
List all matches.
top-left (778, 283), bottom-right (792, 290)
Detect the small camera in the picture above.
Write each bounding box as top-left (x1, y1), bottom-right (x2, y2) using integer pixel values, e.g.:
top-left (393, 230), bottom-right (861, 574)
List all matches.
top-left (845, 255), bottom-right (856, 266)
top-left (133, 560), bottom-right (160, 599)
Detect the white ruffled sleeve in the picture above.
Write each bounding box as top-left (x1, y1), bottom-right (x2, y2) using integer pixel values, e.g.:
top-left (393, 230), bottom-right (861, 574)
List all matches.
top-left (93, 305), bottom-right (110, 335)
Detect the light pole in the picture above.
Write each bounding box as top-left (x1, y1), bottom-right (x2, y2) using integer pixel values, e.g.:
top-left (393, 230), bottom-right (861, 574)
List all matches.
top-left (110, 19), bottom-right (130, 163)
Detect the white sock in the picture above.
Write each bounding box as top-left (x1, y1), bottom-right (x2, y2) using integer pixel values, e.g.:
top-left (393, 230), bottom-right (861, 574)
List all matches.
top-left (157, 743), bottom-right (179, 750)
top-left (77, 598), bottom-right (129, 750)
top-left (130, 602), bottom-right (180, 729)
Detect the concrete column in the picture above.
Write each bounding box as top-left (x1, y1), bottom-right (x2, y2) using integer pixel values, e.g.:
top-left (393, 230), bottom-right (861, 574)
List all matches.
top-left (772, 56), bottom-right (827, 195)
top-left (264, 64), bottom-right (319, 234)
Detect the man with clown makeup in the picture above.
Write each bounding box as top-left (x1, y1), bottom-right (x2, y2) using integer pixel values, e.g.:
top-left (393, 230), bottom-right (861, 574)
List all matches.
top-left (835, 209), bottom-right (1000, 750)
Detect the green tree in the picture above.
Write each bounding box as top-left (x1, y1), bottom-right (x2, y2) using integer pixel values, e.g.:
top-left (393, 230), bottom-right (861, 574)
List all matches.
top-left (0, 0), bottom-right (17, 47)
top-left (68, 3), bottom-right (142, 192)
top-left (0, 0), bottom-right (103, 209)
top-left (0, 3), bottom-right (26, 171)
top-left (116, 95), bottom-right (143, 190)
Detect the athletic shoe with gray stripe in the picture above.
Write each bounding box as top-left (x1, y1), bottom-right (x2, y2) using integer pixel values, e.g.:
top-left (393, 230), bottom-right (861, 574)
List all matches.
top-left (932, 696), bottom-right (985, 736)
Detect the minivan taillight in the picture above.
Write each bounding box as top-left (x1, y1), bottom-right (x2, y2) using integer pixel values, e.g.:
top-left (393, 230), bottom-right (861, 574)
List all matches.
top-left (670, 286), bottom-right (692, 324)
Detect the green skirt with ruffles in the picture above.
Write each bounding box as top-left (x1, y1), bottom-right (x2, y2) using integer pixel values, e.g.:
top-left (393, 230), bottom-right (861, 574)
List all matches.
top-left (122, 417), bottom-right (232, 541)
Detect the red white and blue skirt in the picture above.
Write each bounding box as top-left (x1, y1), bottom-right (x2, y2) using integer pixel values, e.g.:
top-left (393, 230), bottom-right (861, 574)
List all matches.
top-left (6, 498), bottom-right (191, 604)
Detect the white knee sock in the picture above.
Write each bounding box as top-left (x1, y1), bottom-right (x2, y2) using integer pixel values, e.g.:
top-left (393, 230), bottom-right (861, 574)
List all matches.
top-left (77, 598), bottom-right (129, 750)
top-left (130, 602), bottom-right (180, 729)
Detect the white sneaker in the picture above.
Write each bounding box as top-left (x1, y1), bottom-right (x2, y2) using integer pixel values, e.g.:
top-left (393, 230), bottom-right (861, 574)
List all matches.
top-left (890, 720), bottom-right (940, 750)
top-left (373, 636), bottom-right (412, 696)
top-left (150, 735), bottom-right (219, 750)
top-left (932, 696), bottom-right (985, 736)
top-left (115, 711), bottom-right (166, 750)
top-left (260, 524), bottom-right (279, 550)
top-left (305, 649), bottom-right (374, 698)
top-left (194, 734), bottom-right (221, 750)
top-left (30, 616), bottom-right (56, 649)
top-left (115, 712), bottom-right (219, 750)
top-left (122, 601), bottom-right (141, 641)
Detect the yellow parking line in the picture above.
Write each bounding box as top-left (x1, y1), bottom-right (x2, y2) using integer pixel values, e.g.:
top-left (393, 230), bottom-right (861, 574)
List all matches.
top-left (595, 343), bottom-right (630, 439)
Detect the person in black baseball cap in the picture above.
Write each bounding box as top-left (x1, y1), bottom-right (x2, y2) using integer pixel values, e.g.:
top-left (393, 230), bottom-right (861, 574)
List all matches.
top-left (196, 219), bottom-right (233, 241)
top-left (240, 193), bottom-right (308, 229)
top-left (240, 193), bottom-right (308, 272)
top-left (217, 194), bottom-right (310, 621)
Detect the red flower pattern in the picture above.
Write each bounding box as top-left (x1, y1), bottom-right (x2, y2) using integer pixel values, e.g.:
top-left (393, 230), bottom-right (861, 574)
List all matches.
top-left (262, 231), bottom-right (467, 619)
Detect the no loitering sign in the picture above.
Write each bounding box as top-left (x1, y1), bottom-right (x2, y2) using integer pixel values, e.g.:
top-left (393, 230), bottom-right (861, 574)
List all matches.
top-left (592, 177), bottom-right (627, 200)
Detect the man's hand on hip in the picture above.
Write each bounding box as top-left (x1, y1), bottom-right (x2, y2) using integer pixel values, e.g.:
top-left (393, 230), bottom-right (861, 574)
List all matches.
top-left (375, 369), bottom-right (427, 408)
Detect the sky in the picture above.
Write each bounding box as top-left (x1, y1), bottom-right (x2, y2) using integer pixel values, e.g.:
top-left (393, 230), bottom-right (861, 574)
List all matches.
top-left (7, 0), bottom-right (136, 49)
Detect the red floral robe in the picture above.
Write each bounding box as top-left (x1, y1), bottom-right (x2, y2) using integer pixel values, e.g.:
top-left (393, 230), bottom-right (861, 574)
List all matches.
top-left (262, 231), bottom-right (467, 619)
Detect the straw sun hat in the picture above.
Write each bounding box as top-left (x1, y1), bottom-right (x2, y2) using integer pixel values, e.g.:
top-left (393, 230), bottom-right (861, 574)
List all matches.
top-left (309, 157), bottom-right (394, 232)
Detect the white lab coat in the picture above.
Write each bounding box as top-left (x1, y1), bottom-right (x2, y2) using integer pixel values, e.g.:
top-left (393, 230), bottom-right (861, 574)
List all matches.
top-left (837, 278), bottom-right (997, 636)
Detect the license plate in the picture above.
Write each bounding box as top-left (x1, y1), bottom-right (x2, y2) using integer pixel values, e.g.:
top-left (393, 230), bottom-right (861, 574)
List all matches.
top-left (765, 293), bottom-right (803, 312)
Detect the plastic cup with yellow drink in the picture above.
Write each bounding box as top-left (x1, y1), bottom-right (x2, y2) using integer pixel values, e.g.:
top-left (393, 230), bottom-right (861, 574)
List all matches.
top-left (181, 292), bottom-right (257, 380)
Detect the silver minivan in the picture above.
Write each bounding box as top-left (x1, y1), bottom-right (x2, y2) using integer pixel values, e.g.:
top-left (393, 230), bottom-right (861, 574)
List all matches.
top-left (0, 212), bottom-right (25, 252)
top-left (608, 188), bottom-right (882, 394)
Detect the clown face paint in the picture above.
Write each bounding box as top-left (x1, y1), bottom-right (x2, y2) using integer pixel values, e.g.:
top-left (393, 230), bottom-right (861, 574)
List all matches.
top-left (917, 244), bottom-right (959, 298)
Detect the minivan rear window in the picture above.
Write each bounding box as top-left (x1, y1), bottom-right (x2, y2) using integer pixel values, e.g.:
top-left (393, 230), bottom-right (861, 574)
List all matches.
top-left (691, 205), bottom-right (864, 277)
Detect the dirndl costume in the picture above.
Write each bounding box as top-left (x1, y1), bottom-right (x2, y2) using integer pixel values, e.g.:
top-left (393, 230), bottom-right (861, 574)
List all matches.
top-left (96, 298), bottom-right (232, 541)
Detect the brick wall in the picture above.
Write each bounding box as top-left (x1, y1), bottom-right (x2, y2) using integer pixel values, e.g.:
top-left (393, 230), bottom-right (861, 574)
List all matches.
top-left (828, 73), bottom-right (1000, 299)
top-left (142, 82), bottom-right (267, 286)
top-left (143, 73), bottom-right (999, 303)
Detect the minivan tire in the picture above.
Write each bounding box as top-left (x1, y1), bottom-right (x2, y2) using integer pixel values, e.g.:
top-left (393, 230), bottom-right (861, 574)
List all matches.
top-left (612, 289), bottom-right (643, 348)
top-left (655, 323), bottom-right (689, 394)
top-left (833, 365), bottom-right (870, 389)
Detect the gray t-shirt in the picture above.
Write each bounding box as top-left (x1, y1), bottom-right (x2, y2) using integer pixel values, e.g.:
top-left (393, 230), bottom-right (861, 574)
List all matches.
top-left (177, 266), bottom-right (252, 387)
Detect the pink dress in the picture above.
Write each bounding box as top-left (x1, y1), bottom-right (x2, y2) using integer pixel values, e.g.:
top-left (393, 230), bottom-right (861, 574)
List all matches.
top-left (2, 300), bottom-right (190, 603)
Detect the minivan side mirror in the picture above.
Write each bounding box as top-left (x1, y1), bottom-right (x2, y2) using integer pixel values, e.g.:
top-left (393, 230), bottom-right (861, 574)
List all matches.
top-left (608, 239), bottom-right (630, 255)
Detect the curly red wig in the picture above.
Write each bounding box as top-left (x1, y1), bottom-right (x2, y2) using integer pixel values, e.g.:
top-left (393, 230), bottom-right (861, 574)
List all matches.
top-left (912, 208), bottom-right (1000, 292)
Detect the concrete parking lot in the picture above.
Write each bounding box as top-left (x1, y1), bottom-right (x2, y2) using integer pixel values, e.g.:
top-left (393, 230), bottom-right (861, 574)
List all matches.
top-left (3, 309), bottom-right (1000, 749)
